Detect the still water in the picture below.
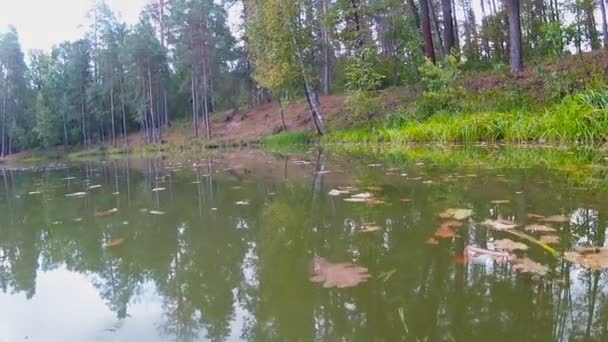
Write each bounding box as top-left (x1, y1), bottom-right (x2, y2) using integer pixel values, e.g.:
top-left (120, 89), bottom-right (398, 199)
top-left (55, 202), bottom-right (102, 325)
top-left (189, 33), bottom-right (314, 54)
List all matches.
top-left (1, 148), bottom-right (608, 342)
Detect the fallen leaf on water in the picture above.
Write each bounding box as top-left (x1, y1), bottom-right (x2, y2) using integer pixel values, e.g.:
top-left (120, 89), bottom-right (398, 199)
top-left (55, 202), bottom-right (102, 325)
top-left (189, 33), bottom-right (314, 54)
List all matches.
top-left (317, 170), bottom-right (331, 175)
top-left (365, 198), bottom-right (387, 205)
top-left (105, 238), bottom-right (125, 248)
top-left (149, 210), bottom-right (165, 215)
top-left (400, 198), bottom-right (413, 203)
top-left (344, 198), bottom-right (368, 203)
top-left (525, 224), bottom-right (557, 233)
top-left (494, 239), bottom-right (529, 251)
top-left (527, 213), bottom-right (544, 219)
top-left (439, 208), bottom-right (473, 220)
top-left (152, 187), bottom-right (166, 192)
top-left (73, 218), bottom-right (83, 222)
top-left (360, 224), bottom-right (381, 232)
top-left (482, 219), bottom-right (517, 230)
top-left (367, 186), bottom-right (382, 191)
top-left (351, 192), bottom-right (374, 199)
top-left (466, 246), bottom-right (512, 260)
top-left (441, 220), bottom-right (464, 228)
top-left (310, 256), bottom-right (371, 288)
top-left (513, 257), bottom-right (549, 276)
top-left (491, 200), bottom-right (510, 204)
top-left (453, 255), bottom-right (471, 264)
top-left (66, 192), bottom-right (87, 198)
top-left (235, 201), bottom-right (250, 205)
top-left (95, 208), bottom-right (118, 217)
top-left (540, 235), bottom-right (560, 245)
top-left (368, 164), bottom-right (382, 167)
top-left (541, 215), bottom-right (570, 223)
top-left (426, 238), bottom-right (439, 245)
top-left (89, 185), bottom-right (102, 190)
top-left (28, 191), bottom-right (41, 195)
top-left (564, 249), bottom-right (608, 270)
top-left (434, 226), bottom-right (459, 239)
top-left (328, 189), bottom-right (350, 196)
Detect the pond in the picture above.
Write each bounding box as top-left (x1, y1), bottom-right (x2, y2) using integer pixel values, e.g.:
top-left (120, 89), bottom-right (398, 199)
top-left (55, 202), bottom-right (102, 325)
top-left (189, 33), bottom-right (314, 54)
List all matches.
top-left (1, 147), bottom-right (608, 341)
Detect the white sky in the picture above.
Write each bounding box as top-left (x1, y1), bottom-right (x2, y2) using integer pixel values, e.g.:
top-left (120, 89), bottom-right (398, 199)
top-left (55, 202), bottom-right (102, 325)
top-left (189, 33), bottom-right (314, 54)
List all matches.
top-left (0, 0), bottom-right (148, 52)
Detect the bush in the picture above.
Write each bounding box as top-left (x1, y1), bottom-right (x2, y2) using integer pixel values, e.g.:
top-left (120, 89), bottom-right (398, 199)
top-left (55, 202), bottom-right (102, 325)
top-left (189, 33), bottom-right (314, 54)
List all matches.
top-left (416, 55), bottom-right (464, 118)
top-left (345, 90), bottom-right (384, 122)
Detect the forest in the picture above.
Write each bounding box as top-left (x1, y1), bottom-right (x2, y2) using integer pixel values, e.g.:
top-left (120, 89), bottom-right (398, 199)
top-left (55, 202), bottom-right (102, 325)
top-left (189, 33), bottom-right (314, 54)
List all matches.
top-left (0, 0), bottom-right (607, 157)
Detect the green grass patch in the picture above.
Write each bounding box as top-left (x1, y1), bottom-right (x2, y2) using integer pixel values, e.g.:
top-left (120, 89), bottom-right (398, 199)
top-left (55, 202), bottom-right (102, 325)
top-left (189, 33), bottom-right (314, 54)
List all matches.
top-left (322, 89), bottom-right (608, 146)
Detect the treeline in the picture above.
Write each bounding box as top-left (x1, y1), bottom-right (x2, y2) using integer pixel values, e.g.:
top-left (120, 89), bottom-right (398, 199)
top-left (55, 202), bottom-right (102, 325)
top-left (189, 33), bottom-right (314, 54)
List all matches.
top-left (0, 0), bottom-right (606, 156)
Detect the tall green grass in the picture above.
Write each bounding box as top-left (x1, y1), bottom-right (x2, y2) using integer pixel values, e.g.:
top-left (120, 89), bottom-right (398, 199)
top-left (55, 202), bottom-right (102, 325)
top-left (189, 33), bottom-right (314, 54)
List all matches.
top-left (323, 89), bottom-right (608, 146)
top-left (263, 131), bottom-right (314, 147)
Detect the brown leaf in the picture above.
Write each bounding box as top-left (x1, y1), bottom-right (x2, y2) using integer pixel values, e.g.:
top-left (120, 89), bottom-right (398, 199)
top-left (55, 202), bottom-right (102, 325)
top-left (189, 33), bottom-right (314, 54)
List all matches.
top-left (105, 238), bottom-right (125, 248)
top-left (465, 246), bottom-right (512, 260)
top-left (434, 226), bottom-right (459, 239)
top-left (439, 208), bottom-right (473, 220)
top-left (494, 239), bottom-right (529, 251)
top-left (360, 224), bottom-right (381, 233)
top-left (482, 219), bottom-right (518, 230)
top-left (525, 224), bottom-right (557, 233)
top-left (426, 238), bottom-right (439, 245)
top-left (527, 213), bottom-right (545, 219)
top-left (564, 249), bottom-right (608, 271)
top-left (310, 256), bottom-right (371, 288)
top-left (95, 208), bottom-right (118, 217)
top-left (513, 257), bottom-right (549, 276)
top-left (441, 220), bottom-right (464, 228)
top-left (491, 200), bottom-right (511, 204)
top-left (539, 235), bottom-right (560, 245)
top-left (400, 198), bottom-right (413, 203)
top-left (541, 215), bottom-right (570, 224)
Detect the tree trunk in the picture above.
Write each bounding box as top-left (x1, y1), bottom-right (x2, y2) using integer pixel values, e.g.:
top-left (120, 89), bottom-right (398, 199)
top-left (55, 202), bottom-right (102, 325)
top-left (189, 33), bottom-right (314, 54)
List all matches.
top-left (120, 77), bottom-right (128, 146)
top-left (508, 0), bottom-right (524, 72)
top-left (110, 78), bottom-right (116, 146)
top-left (600, 0), bottom-right (608, 48)
top-left (191, 66), bottom-right (199, 138)
top-left (350, 0), bottom-right (364, 49)
top-left (451, 0), bottom-right (460, 50)
top-left (278, 93), bottom-right (288, 131)
top-left (442, 0), bottom-right (455, 54)
top-left (321, 0), bottom-right (331, 95)
top-left (147, 64), bottom-right (157, 143)
top-left (420, 0), bottom-right (436, 62)
top-left (429, 0), bottom-right (445, 59)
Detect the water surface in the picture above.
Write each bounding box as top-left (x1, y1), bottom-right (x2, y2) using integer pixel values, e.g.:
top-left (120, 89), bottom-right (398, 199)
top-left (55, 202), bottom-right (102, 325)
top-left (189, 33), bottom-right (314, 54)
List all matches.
top-left (1, 147), bottom-right (608, 341)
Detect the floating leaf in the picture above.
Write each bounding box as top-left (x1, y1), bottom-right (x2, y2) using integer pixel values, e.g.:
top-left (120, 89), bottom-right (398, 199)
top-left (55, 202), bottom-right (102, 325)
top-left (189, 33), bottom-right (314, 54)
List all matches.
top-left (482, 219), bottom-right (517, 230)
top-left (491, 200), bottom-right (510, 204)
top-left (527, 213), bottom-right (544, 219)
top-left (28, 191), bottom-right (41, 195)
top-left (426, 238), bottom-right (439, 245)
top-left (439, 208), bottom-right (473, 220)
top-left (466, 246), bottom-right (512, 260)
top-left (344, 198), bottom-right (368, 203)
top-left (540, 235), bottom-right (560, 245)
top-left (400, 198), bottom-right (413, 203)
top-left (328, 189), bottom-right (350, 196)
top-left (541, 215), bottom-right (570, 223)
top-left (235, 201), bottom-right (250, 205)
top-left (513, 257), bottom-right (549, 276)
top-left (351, 192), bottom-right (374, 199)
top-left (453, 254), bottom-right (471, 264)
top-left (494, 239), bottom-right (529, 251)
top-left (152, 187), bottom-right (166, 192)
top-left (95, 208), bottom-right (118, 217)
top-left (310, 256), bottom-right (371, 288)
top-left (105, 238), bottom-right (125, 248)
top-left (365, 198), bottom-right (387, 205)
top-left (368, 164), bottom-right (382, 167)
top-left (564, 249), bottom-right (608, 270)
top-left (149, 210), bottom-right (165, 215)
top-left (66, 192), bottom-right (87, 198)
top-left (525, 224), bottom-right (557, 233)
top-left (360, 224), bottom-right (381, 233)
top-left (434, 226), bottom-right (459, 239)
top-left (317, 170), bottom-right (331, 175)
top-left (89, 185), bottom-right (102, 190)
top-left (377, 269), bottom-right (397, 282)
top-left (502, 229), bottom-right (559, 257)
top-left (441, 220), bottom-right (464, 228)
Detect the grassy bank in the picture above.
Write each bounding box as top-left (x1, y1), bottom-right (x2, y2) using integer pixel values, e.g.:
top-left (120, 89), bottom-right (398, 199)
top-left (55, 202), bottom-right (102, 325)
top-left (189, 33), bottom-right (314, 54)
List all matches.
top-left (263, 89), bottom-right (608, 148)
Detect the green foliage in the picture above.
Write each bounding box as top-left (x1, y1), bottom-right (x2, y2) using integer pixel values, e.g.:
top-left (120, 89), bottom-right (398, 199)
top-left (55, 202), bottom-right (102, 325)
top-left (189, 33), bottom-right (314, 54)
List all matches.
top-left (416, 56), bottom-right (464, 118)
top-left (539, 23), bottom-right (566, 60)
top-left (345, 47), bottom-right (385, 92)
top-left (345, 90), bottom-right (384, 122)
top-left (263, 131), bottom-right (314, 147)
top-left (383, 110), bottom-right (414, 129)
